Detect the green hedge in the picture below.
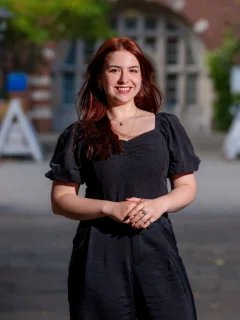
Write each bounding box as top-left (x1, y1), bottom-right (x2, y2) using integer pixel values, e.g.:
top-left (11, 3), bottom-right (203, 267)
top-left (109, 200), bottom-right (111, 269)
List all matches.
top-left (207, 34), bottom-right (240, 131)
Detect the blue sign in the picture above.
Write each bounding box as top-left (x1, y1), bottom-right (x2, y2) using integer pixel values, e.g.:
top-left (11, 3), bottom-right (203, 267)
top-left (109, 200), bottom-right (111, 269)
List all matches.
top-left (6, 72), bottom-right (28, 92)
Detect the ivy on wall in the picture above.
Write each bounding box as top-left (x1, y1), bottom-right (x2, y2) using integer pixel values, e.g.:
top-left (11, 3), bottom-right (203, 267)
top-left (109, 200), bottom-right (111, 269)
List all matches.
top-left (207, 33), bottom-right (240, 131)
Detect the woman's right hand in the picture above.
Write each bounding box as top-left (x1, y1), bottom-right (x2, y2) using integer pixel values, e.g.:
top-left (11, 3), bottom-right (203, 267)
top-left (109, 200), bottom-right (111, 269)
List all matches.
top-left (103, 200), bottom-right (140, 223)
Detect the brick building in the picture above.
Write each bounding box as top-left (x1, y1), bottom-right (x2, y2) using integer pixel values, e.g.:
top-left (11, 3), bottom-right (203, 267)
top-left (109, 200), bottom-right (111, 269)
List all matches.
top-left (34, 0), bottom-right (240, 132)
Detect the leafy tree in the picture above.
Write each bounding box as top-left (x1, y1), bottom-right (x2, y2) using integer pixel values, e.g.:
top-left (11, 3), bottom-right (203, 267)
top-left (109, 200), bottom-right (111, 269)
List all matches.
top-left (0, 0), bottom-right (113, 72)
top-left (207, 33), bottom-right (240, 131)
top-left (1, 0), bottom-right (112, 43)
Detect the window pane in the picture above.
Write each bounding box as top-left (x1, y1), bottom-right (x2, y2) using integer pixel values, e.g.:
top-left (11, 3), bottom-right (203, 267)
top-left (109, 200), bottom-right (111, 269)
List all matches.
top-left (144, 16), bottom-right (157, 30)
top-left (166, 22), bottom-right (180, 32)
top-left (186, 74), bottom-right (197, 104)
top-left (83, 41), bottom-right (95, 64)
top-left (166, 74), bottom-right (178, 110)
top-left (166, 37), bottom-right (179, 64)
top-left (62, 72), bottom-right (75, 103)
top-left (124, 17), bottom-right (137, 30)
top-left (185, 39), bottom-right (195, 65)
top-left (129, 35), bottom-right (137, 42)
top-left (65, 41), bottom-right (77, 65)
top-left (145, 37), bottom-right (157, 50)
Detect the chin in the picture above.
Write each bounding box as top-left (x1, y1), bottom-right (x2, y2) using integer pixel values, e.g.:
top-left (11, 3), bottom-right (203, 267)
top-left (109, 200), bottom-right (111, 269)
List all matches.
top-left (116, 94), bottom-right (136, 103)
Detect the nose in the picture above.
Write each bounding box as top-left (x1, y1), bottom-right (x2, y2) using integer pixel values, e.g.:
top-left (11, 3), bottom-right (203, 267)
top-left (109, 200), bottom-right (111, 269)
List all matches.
top-left (118, 70), bottom-right (129, 84)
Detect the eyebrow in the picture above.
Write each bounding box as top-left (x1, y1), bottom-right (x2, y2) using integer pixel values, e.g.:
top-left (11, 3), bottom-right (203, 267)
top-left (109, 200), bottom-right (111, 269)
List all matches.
top-left (106, 65), bottom-right (140, 69)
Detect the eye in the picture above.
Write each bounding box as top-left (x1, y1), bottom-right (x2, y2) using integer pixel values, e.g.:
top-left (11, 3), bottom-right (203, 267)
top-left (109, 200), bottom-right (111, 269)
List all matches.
top-left (130, 69), bottom-right (139, 73)
top-left (108, 68), bottom-right (119, 73)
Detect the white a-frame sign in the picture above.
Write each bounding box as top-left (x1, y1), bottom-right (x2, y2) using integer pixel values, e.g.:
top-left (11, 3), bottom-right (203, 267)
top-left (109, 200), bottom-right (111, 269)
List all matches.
top-left (0, 98), bottom-right (43, 161)
top-left (223, 108), bottom-right (240, 160)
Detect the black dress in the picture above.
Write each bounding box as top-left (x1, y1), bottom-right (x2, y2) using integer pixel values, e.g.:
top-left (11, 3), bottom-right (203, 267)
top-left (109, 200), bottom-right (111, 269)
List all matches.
top-left (45, 112), bottom-right (200, 320)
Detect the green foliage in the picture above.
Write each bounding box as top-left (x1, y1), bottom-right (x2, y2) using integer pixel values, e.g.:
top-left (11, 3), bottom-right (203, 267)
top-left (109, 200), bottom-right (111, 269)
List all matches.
top-left (0, 0), bottom-right (113, 43)
top-left (207, 33), bottom-right (240, 131)
top-left (0, 0), bottom-right (113, 72)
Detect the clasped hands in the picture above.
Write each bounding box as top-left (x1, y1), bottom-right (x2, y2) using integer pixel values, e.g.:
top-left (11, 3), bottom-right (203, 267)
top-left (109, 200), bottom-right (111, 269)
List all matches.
top-left (113, 197), bottom-right (167, 229)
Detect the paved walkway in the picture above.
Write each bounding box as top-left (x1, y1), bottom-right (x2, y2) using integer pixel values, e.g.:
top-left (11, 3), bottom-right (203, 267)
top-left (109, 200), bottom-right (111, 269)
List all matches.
top-left (0, 131), bottom-right (239, 319)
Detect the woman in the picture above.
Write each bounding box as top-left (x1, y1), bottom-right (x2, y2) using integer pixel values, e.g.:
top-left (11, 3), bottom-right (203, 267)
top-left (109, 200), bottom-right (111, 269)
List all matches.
top-left (45, 37), bottom-right (200, 320)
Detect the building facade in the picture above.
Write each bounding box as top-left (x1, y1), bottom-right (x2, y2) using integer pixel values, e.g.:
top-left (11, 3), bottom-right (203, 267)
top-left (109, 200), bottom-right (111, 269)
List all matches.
top-left (41, 0), bottom-right (240, 132)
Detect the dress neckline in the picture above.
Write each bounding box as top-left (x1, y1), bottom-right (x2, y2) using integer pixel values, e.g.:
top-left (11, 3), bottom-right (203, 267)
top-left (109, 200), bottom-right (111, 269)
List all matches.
top-left (119, 114), bottom-right (157, 144)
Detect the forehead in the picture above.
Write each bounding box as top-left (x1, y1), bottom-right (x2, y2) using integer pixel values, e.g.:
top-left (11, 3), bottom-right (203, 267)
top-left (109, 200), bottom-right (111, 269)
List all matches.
top-left (104, 50), bottom-right (140, 67)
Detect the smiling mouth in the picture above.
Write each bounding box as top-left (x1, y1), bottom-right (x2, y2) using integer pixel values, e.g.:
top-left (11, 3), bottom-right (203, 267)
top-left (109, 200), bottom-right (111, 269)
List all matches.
top-left (115, 87), bottom-right (132, 93)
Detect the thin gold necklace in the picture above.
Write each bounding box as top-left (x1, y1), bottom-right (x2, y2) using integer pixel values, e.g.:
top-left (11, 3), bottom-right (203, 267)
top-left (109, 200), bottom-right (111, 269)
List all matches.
top-left (109, 108), bottom-right (138, 140)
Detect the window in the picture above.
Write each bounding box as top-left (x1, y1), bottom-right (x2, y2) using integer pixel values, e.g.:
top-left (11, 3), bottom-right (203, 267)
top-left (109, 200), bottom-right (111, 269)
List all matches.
top-left (166, 74), bottom-right (178, 110)
top-left (144, 16), bottom-right (157, 30)
top-left (65, 41), bottom-right (77, 65)
top-left (83, 41), bottom-right (95, 64)
top-left (185, 38), bottom-right (195, 65)
top-left (62, 72), bottom-right (75, 104)
top-left (129, 36), bottom-right (137, 41)
top-left (145, 37), bottom-right (157, 50)
top-left (59, 13), bottom-right (201, 130)
top-left (166, 22), bottom-right (180, 33)
top-left (113, 12), bottom-right (200, 112)
top-left (186, 74), bottom-right (197, 104)
top-left (124, 17), bottom-right (137, 30)
top-left (166, 37), bottom-right (179, 64)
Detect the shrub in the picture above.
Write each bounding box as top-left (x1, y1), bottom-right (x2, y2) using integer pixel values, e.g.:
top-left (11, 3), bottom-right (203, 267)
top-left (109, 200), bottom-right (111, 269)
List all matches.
top-left (207, 33), bottom-right (240, 131)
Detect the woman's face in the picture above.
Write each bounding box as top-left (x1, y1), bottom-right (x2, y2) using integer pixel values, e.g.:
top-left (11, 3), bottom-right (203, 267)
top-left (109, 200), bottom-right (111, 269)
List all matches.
top-left (100, 50), bottom-right (142, 107)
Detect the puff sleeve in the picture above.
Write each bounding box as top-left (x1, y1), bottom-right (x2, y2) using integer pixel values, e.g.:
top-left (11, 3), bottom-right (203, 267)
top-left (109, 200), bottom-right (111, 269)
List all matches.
top-left (45, 122), bottom-right (85, 184)
top-left (159, 113), bottom-right (200, 177)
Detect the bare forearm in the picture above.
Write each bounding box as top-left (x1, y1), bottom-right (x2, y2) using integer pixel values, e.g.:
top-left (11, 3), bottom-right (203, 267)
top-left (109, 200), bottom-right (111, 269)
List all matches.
top-left (156, 184), bottom-right (197, 213)
top-left (52, 194), bottom-right (113, 221)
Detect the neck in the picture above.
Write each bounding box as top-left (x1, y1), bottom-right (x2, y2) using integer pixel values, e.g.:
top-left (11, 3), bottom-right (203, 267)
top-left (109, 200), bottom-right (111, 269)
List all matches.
top-left (107, 104), bottom-right (138, 122)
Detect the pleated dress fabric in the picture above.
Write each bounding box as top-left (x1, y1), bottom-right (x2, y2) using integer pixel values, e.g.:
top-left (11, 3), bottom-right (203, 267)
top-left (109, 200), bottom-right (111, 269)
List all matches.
top-left (45, 112), bottom-right (200, 320)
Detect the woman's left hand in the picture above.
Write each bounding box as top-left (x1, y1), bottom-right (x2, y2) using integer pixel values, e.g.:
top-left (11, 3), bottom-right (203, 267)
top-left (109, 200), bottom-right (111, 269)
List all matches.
top-left (125, 197), bottom-right (168, 229)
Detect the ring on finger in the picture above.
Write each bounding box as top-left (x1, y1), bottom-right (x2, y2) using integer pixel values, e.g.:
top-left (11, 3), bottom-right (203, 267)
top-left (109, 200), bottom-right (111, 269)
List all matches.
top-left (141, 209), bottom-right (147, 216)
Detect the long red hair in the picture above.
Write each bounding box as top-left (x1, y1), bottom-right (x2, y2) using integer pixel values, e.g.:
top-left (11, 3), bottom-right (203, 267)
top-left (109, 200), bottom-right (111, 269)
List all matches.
top-left (76, 37), bottom-right (163, 160)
